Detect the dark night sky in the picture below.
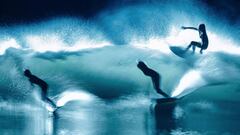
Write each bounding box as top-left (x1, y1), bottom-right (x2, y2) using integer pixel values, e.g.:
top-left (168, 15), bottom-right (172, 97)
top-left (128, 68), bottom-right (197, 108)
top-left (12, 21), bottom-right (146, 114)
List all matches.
top-left (0, 0), bottom-right (239, 24)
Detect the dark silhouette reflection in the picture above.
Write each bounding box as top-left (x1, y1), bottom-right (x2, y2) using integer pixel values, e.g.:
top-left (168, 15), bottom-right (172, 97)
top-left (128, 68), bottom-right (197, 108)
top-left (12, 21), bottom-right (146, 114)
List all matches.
top-left (44, 112), bottom-right (59, 135)
top-left (24, 69), bottom-right (57, 109)
top-left (137, 61), bottom-right (169, 97)
top-left (182, 24), bottom-right (208, 54)
top-left (153, 102), bottom-right (177, 134)
top-left (53, 115), bottom-right (58, 135)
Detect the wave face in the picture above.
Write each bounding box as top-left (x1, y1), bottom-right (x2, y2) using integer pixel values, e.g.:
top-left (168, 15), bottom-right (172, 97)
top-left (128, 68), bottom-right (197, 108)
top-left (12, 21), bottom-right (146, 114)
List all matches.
top-left (0, 0), bottom-right (240, 106)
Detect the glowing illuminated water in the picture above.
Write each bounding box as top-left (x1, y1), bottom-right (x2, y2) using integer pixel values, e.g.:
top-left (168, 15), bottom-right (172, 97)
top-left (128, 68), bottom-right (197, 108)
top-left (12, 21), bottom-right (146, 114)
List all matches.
top-left (1, 91), bottom-right (240, 135)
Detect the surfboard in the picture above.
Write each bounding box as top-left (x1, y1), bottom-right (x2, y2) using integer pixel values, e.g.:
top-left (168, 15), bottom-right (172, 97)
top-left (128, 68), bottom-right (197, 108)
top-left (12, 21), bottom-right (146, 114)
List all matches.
top-left (152, 92), bottom-right (189, 105)
top-left (151, 97), bottom-right (178, 104)
top-left (169, 46), bottom-right (194, 58)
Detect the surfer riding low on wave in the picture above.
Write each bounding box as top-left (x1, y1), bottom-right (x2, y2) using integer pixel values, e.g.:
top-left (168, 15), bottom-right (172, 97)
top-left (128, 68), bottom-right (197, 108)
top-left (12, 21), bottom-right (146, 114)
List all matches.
top-left (24, 69), bottom-right (57, 109)
top-left (181, 23), bottom-right (208, 54)
top-left (137, 61), bottom-right (169, 98)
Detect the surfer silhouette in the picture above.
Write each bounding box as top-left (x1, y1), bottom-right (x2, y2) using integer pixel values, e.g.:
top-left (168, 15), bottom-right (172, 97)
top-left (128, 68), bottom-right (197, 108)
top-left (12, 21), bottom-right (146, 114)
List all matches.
top-left (137, 61), bottom-right (169, 98)
top-left (182, 24), bottom-right (208, 54)
top-left (24, 69), bottom-right (57, 109)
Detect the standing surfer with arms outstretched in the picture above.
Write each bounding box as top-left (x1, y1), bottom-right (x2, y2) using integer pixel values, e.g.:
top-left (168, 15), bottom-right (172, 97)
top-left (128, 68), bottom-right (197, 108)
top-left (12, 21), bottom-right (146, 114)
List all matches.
top-left (182, 23), bottom-right (209, 54)
top-left (137, 61), bottom-right (169, 98)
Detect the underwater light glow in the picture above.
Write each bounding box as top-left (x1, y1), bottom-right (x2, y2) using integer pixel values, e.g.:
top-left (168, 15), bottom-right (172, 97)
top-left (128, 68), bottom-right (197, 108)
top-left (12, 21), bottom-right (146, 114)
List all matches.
top-left (56, 91), bottom-right (94, 107)
top-left (171, 70), bottom-right (206, 97)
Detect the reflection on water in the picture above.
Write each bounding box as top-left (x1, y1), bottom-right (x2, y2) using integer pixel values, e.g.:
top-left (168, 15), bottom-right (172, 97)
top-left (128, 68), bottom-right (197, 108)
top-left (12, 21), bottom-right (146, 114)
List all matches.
top-left (151, 102), bottom-right (177, 135)
top-left (1, 98), bottom-right (240, 135)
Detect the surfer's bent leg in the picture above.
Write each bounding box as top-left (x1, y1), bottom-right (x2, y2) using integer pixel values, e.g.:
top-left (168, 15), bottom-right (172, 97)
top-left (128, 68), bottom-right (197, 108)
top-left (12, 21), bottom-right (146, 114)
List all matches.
top-left (151, 74), bottom-right (160, 91)
top-left (191, 41), bottom-right (201, 53)
top-left (42, 87), bottom-right (57, 108)
top-left (186, 41), bottom-right (201, 53)
top-left (185, 44), bottom-right (191, 51)
top-left (186, 41), bottom-right (195, 51)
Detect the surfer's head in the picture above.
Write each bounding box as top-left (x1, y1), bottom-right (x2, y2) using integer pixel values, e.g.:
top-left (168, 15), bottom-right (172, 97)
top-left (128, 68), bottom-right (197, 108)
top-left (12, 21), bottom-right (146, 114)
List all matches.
top-left (137, 61), bottom-right (147, 69)
top-left (24, 69), bottom-right (32, 77)
top-left (199, 24), bottom-right (206, 32)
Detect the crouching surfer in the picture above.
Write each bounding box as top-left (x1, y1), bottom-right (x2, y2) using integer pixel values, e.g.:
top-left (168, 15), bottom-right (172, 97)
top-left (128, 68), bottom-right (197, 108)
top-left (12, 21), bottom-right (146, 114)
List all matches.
top-left (137, 61), bottom-right (169, 98)
top-left (24, 69), bottom-right (58, 114)
top-left (182, 23), bottom-right (209, 54)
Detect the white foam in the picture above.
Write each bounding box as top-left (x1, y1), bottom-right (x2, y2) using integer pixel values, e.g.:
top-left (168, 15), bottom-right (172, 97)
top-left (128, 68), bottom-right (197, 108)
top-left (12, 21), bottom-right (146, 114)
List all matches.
top-left (171, 70), bottom-right (206, 97)
top-left (0, 38), bottom-right (20, 55)
top-left (55, 89), bottom-right (95, 107)
top-left (25, 34), bottom-right (111, 53)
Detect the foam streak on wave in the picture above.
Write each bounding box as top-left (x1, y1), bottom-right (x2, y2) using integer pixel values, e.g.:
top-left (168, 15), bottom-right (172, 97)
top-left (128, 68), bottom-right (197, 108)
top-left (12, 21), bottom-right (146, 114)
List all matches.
top-left (171, 70), bottom-right (206, 97)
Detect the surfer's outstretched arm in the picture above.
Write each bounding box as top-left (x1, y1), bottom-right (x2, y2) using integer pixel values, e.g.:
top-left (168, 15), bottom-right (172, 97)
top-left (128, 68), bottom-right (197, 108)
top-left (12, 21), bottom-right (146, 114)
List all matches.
top-left (181, 26), bottom-right (198, 31)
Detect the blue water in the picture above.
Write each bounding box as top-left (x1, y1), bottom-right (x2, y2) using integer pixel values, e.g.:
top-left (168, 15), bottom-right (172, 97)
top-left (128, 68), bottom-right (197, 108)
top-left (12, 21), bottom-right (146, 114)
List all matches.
top-left (1, 1), bottom-right (240, 135)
